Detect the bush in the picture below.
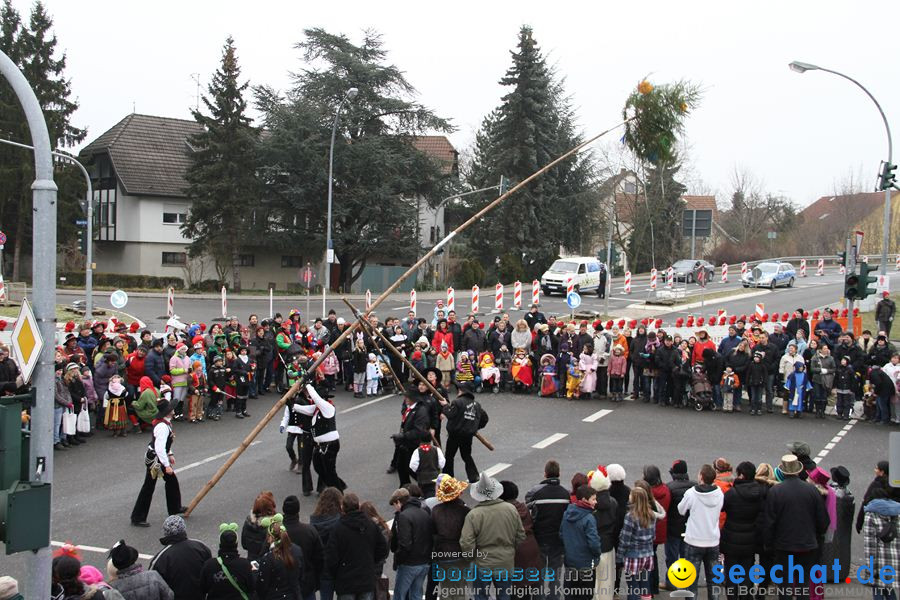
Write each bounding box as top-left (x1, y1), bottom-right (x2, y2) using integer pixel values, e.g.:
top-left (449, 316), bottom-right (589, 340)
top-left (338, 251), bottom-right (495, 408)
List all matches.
top-left (453, 259), bottom-right (485, 288)
top-left (190, 279), bottom-right (223, 292)
top-left (60, 272), bottom-right (185, 289)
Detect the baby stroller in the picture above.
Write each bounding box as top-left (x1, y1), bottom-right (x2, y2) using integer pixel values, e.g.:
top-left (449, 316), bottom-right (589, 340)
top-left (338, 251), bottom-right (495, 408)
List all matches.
top-left (689, 364), bottom-right (714, 412)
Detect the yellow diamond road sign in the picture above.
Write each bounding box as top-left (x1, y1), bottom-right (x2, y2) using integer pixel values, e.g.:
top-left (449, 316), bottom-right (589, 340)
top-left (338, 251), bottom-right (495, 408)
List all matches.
top-left (11, 297), bottom-right (44, 384)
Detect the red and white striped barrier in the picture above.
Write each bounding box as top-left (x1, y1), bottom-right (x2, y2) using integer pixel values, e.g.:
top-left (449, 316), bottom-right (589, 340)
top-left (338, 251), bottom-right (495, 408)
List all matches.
top-left (472, 285), bottom-right (479, 314)
top-left (447, 287), bottom-right (455, 313)
top-left (862, 255), bottom-right (869, 263)
top-left (532, 280), bottom-right (540, 306)
top-left (741, 262), bottom-right (747, 277)
top-left (495, 283), bottom-right (504, 311)
top-left (513, 280), bottom-right (522, 309)
top-left (817, 259), bottom-right (824, 276)
top-left (650, 269), bottom-right (658, 290)
top-left (623, 271), bottom-right (632, 294)
top-left (800, 259), bottom-right (807, 277)
top-left (409, 289), bottom-right (417, 315)
top-left (839, 265), bottom-right (846, 275)
top-left (566, 277), bottom-right (575, 297)
top-left (166, 286), bottom-right (175, 318)
top-left (221, 286), bottom-right (227, 319)
top-left (666, 267), bottom-right (674, 288)
top-left (365, 289), bottom-right (372, 311)
top-left (721, 263), bottom-right (728, 283)
top-left (755, 303), bottom-right (765, 321)
top-left (896, 256), bottom-right (900, 271)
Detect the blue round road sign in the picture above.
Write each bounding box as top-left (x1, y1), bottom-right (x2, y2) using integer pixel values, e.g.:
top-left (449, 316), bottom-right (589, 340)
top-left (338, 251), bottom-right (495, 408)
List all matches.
top-left (566, 291), bottom-right (582, 309)
top-left (110, 289), bottom-right (128, 309)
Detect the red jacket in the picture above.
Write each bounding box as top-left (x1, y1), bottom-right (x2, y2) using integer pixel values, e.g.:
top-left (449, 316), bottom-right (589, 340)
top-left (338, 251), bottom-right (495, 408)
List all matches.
top-left (125, 351), bottom-right (146, 386)
top-left (692, 339), bottom-right (716, 365)
top-left (651, 483), bottom-right (671, 544)
top-left (432, 329), bottom-right (454, 355)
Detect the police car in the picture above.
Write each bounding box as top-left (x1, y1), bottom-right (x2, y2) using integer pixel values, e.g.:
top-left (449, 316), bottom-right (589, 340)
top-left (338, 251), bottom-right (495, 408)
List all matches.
top-left (741, 261), bottom-right (796, 289)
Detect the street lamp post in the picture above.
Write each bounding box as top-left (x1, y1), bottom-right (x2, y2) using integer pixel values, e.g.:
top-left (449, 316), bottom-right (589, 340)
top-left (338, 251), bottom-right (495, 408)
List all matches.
top-left (789, 60), bottom-right (893, 276)
top-left (323, 87), bottom-right (358, 318)
top-left (0, 138), bottom-right (93, 317)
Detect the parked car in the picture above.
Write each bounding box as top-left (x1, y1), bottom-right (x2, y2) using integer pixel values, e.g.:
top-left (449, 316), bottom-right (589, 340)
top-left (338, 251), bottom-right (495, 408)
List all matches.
top-left (540, 256), bottom-right (603, 296)
top-left (670, 259), bottom-right (715, 284)
top-left (741, 261), bottom-right (796, 289)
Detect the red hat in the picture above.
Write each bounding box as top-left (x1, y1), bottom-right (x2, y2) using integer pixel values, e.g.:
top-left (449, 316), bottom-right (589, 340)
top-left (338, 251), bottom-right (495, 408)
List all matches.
top-left (884, 291), bottom-right (890, 297)
top-left (161, 375), bottom-right (172, 384)
top-left (64, 321), bottom-right (76, 332)
top-left (129, 322), bottom-right (140, 333)
top-left (192, 335), bottom-right (204, 346)
top-left (176, 342), bottom-right (188, 352)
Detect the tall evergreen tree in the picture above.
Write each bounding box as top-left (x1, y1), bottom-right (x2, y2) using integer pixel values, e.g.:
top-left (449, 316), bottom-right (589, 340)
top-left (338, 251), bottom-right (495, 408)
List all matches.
top-left (256, 28), bottom-right (452, 291)
top-left (627, 160), bottom-right (686, 272)
top-left (0, 1), bottom-right (85, 280)
top-left (464, 26), bottom-right (595, 282)
top-left (183, 37), bottom-right (259, 292)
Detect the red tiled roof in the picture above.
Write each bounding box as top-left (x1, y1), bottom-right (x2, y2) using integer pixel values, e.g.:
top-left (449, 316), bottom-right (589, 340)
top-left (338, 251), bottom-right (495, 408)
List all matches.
top-left (800, 191), bottom-right (894, 224)
top-left (411, 136), bottom-right (458, 176)
top-left (682, 195), bottom-right (717, 214)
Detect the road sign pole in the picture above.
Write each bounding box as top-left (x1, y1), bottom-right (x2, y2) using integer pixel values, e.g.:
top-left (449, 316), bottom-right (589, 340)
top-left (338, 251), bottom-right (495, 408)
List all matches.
top-left (1, 48), bottom-right (57, 596)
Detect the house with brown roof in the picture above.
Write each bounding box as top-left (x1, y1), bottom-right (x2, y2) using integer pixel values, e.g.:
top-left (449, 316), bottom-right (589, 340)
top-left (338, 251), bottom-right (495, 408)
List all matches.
top-left (79, 113), bottom-right (458, 291)
top-left (796, 191), bottom-right (900, 256)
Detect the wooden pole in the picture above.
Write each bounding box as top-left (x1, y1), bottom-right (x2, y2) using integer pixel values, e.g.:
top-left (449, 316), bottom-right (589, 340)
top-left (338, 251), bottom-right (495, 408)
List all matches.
top-left (345, 299), bottom-right (494, 451)
top-left (355, 317), bottom-right (407, 393)
top-left (183, 117), bottom-right (631, 515)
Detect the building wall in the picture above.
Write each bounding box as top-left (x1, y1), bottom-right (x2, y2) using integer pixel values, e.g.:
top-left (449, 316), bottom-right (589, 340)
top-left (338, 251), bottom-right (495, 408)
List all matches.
top-left (855, 194), bottom-right (900, 257)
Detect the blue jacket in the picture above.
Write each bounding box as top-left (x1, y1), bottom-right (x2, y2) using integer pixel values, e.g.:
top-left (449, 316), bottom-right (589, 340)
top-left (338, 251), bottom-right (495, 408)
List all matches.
top-left (813, 318), bottom-right (842, 349)
top-left (559, 504), bottom-right (601, 568)
top-left (145, 348), bottom-right (166, 387)
top-left (77, 335), bottom-right (99, 361)
top-left (717, 334), bottom-right (740, 357)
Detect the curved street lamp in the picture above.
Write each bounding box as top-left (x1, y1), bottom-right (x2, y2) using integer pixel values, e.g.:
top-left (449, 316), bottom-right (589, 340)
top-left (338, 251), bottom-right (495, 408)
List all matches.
top-left (789, 60), bottom-right (893, 276)
top-left (322, 87), bottom-right (359, 317)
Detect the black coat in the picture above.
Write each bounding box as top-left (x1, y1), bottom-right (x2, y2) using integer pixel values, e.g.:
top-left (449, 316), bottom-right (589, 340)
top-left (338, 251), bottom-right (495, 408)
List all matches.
top-left (241, 515), bottom-right (268, 563)
top-left (834, 342), bottom-right (865, 373)
top-left (721, 479), bottom-right (767, 557)
top-left (149, 533), bottom-right (212, 600)
top-left (763, 477), bottom-right (828, 552)
top-left (144, 349), bottom-right (166, 387)
top-left (199, 551), bottom-right (255, 600)
top-left (592, 490), bottom-right (619, 553)
top-left (398, 402), bottom-right (431, 448)
top-left (284, 513), bottom-right (324, 597)
top-left (856, 475), bottom-right (890, 533)
top-left (256, 544), bottom-right (304, 600)
top-left (310, 514), bottom-right (341, 550)
top-left (726, 350), bottom-right (750, 380)
top-left (785, 318), bottom-right (810, 344)
top-left (609, 481), bottom-right (631, 551)
top-left (390, 497), bottom-right (433, 567)
top-left (870, 367), bottom-right (895, 397)
top-left (525, 478), bottom-right (570, 549)
top-left (431, 498), bottom-right (470, 556)
top-left (325, 510), bottom-right (389, 594)
top-left (702, 349), bottom-right (724, 386)
top-left (746, 360), bottom-right (768, 387)
top-left (666, 474), bottom-right (697, 540)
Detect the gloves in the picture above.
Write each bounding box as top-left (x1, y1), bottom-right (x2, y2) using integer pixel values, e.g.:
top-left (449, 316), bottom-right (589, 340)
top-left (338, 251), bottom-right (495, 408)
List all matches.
top-left (390, 433), bottom-right (403, 443)
top-left (280, 426), bottom-right (285, 434)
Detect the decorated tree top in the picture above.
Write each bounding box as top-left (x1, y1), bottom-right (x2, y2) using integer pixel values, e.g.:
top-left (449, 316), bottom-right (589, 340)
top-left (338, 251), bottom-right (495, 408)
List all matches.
top-left (622, 79), bottom-right (701, 164)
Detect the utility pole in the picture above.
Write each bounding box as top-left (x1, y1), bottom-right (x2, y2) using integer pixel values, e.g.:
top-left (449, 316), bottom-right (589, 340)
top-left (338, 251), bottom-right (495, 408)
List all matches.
top-left (0, 48), bottom-right (58, 597)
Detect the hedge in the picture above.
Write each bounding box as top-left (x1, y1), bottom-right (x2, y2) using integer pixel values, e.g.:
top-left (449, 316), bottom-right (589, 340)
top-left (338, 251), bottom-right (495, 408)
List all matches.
top-left (60, 272), bottom-right (184, 289)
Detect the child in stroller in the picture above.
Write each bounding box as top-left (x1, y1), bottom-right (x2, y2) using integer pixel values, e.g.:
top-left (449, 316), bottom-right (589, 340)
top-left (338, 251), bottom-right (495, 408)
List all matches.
top-left (690, 363), bottom-right (714, 411)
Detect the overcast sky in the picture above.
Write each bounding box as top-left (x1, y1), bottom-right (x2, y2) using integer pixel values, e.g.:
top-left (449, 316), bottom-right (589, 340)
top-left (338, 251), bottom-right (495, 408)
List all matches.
top-left (11, 0), bottom-right (899, 208)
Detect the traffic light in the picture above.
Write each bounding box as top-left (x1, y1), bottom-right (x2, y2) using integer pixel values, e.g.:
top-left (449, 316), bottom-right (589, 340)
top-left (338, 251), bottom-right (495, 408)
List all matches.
top-left (880, 161), bottom-right (897, 191)
top-left (857, 262), bottom-right (879, 300)
top-left (77, 228), bottom-right (86, 254)
top-left (0, 390), bottom-right (51, 555)
top-left (837, 251), bottom-right (847, 267)
top-left (499, 175), bottom-right (510, 196)
top-left (844, 271), bottom-right (860, 300)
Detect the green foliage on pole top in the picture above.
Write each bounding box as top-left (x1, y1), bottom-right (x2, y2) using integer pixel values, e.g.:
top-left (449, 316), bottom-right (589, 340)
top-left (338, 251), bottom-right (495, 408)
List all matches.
top-left (622, 79), bottom-right (701, 164)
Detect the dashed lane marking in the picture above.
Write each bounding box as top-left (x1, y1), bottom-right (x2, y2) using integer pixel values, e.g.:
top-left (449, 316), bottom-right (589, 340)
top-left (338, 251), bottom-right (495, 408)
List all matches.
top-left (532, 433), bottom-right (568, 449)
top-left (341, 393), bottom-right (397, 414)
top-left (52, 540), bottom-right (153, 561)
top-left (179, 441), bottom-right (261, 473)
top-left (816, 419), bottom-right (858, 462)
top-left (583, 409), bottom-right (613, 423)
top-left (484, 463), bottom-right (512, 477)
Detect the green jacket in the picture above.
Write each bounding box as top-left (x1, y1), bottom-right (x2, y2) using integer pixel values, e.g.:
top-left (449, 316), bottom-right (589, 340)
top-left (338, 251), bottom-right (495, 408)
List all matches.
top-left (134, 389), bottom-right (159, 423)
top-left (459, 499), bottom-right (525, 571)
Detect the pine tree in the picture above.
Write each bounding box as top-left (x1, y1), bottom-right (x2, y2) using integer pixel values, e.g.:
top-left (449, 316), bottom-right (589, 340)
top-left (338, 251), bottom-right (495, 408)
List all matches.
top-left (0, 1), bottom-right (85, 280)
top-left (256, 28), bottom-right (452, 292)
top-left (465, 26), bottom-right (595, 282)
top-left (183, 37), bottom-right (259, 292)
top-left (626, 160), bottom-right (686, 272)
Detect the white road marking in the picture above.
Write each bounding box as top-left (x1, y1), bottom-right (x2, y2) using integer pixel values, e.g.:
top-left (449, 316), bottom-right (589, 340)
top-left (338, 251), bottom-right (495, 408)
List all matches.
top-left (837, 430), bottom-right (847, 437)
top-left (484, 463), bottom-right (512, 477)
top-left (179, 441), bottom-right (261, 473)
top-left (341, 393), bottom-right (397, 414)
top-left (815, 419), bottom-right (858, 462)
top-left (824, 442), bottom-right (835, 450)
top-left (583, 409), bottom-right (613, 423)
top-left (532, 433), bottom-right (568, 449)
top-left (52, 540), bottom-right (153, 561)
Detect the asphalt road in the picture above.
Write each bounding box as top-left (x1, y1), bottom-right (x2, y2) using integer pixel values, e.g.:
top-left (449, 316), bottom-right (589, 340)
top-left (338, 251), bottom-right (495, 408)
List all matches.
top-left (2, 380), bottom-right (888, 595)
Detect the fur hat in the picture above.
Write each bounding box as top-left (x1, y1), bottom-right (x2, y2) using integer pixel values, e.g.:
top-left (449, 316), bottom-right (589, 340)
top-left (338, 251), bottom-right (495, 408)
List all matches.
top-left (606, 463), bottom-right (626, 482)
top-left (109, 540), bottom-right (138, 570)
top-left (588, 465), bottom-right (610, 492)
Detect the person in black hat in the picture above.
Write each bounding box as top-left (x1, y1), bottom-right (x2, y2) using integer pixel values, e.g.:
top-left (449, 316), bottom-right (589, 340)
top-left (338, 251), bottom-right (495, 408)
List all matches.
top-left (785, 308), bottom-right (810, 345)
top-left (827, 466), bottom-right (855, 583)
top-left (294, 383), bottom-right (346, 492)
top-left (440, 383), bottom-right (488, 484)
top-left (108, 539), bottom-right (172, 598)
top-left (391, 383), bottom-right (431, 487)
top-left (130, 400), bottom-right (185, 527)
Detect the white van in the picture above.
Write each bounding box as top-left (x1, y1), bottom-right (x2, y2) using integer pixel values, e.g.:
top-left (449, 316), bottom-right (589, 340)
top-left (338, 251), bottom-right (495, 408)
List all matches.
top-left (540, 256), bottom-right (603, 296)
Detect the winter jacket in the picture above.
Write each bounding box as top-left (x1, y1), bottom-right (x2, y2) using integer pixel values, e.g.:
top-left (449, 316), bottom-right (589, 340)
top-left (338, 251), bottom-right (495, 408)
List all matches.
top-left (702, 349), bottom-right (724, 386)
top-left (857, 475), bottom-right (891, 533)
top-left (763, 476), bottom-right (828, 552)
top-left (592, 490), bottom-right (619, 553)
top-left (785, 317), bottom-right (810, 344)
top-left (310, 513), bottom-right (341, 550)
top-left (199, 551), bottom-right (255, 600)
top-left (834, 342), bottom-right (865, 373)
top-left (871, 344), bottom-right (895, 368)
top-left (692, 339), bottom-right (716, 366)
top-left (678, 484), bottom-right (724, 548)
top-left (325, 510), bottom-right (389, 595)
top-left (283, 513), bottom-right (324, 597)
top-left (813, 318), bottom-right (842, 349)
top-left (149, 533), bottom-right (212, 600)
top-left (666, 474), bottom-right (697, 541)
top-left (509, 500), bottom-right (543, 575)
top-left (779, 353), bottom-right (803, 379)
top-left (169, 354), bottom-right (190, 388)
top-left (431, 498), bottom-right (470, 558)
top-left (651, 483), bottom-right (671, 545)
top-left (833, 364), bottom-right (858, 394)
top-left (460, 499), bottom-right (526, 571)
top-left (560, 503), bottom-right (602, 568)
top-left (525, 477), bottom-right (570, 549)
top-left (725, 349), bottom-right (750, 380)
top-left (618, 512), bottom-right (655, 559)
top-left (241, 514), bottom-right (269, 563)
top-left (110, 564), bottom-right (173, 600)
top-left (721, 479), bottom-right (767, 557)
top-left (93, 359), bottom-right (118, 400)
top-left (432, 328), bottom-right (455, 355)
top-left (876, 298), bottom-right (897, 323)
top-left (144, 349), bottom-right (166, 387)
top-left (256, 544), bottom-right (304, 600)
top-left (810, 353), bottom-right (836, 388)
top-left (746, 360), bottom-right (768, 387)
top-left (124, 352), bottom-right (146, 387)
top-left (442, 393), bottom-right (487, 437)
top-left (609, 481), bottom-right (631, 552)
top-left (390, 497), bottom-right (433, 567)
top-left (134, 384), bottom-right (159, 424)
top-left (754, 342), bottom-right (779, 375)
top-left (397, 402), bottom-right (431, 449)
top-left (510, 329), bottom-right (532, 353)
top-left (462, 327), bottom-right (486, 355)
top-left (871, 367), bottom-right (895, 398)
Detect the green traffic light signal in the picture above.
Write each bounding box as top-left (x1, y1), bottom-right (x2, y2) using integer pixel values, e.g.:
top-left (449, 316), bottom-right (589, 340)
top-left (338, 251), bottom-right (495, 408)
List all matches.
top-left (858, 262), bottom-right (879, 299)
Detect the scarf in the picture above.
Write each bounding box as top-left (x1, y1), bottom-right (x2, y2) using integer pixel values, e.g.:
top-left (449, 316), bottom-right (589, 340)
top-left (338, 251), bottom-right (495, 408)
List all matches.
top-left (574, 499), bottom-right (594, 511)
top-left (401, 403), bottom-right (416, 423)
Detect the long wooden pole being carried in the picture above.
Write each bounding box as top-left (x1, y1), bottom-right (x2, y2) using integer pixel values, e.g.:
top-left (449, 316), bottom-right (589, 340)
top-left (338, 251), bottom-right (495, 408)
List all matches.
top-left (184, 117), bottom-right (634, 516)
top-left (344, 298), bottom-right (494, 451)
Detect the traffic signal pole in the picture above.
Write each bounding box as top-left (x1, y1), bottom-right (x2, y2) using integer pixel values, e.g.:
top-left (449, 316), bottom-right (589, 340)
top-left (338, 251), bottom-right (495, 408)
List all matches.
top-left (0, 49), bottom-right (57, 596)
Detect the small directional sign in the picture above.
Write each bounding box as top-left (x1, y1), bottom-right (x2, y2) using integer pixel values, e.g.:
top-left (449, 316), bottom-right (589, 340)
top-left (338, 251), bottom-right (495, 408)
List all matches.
top-left (566, 291), bottom-right (582, 309)
top-left (109, 289), bottom-right (128, 309)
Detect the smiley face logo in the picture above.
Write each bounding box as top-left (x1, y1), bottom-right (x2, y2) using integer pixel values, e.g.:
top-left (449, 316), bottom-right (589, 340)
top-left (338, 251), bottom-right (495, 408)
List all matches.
top-left (667, 558), bottom-right (697, 589)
